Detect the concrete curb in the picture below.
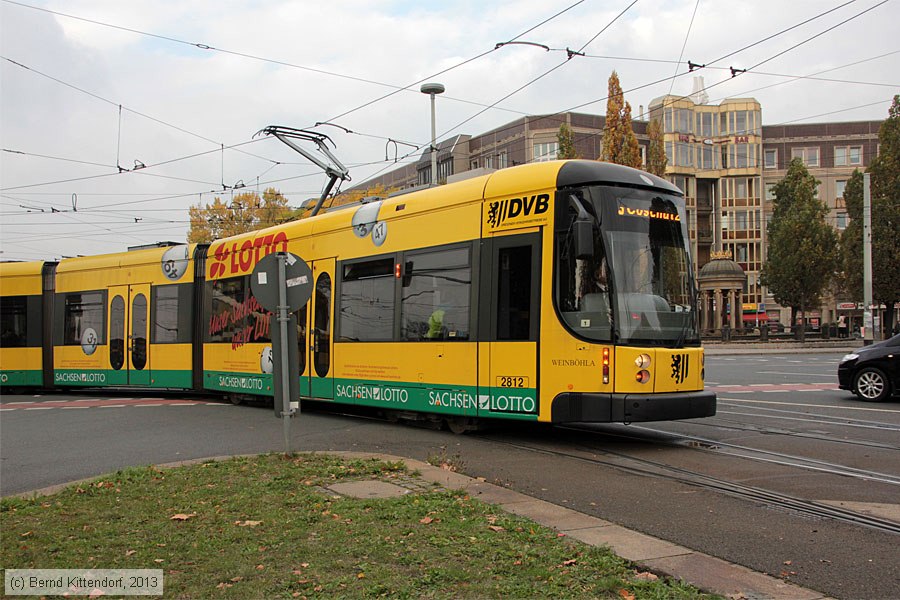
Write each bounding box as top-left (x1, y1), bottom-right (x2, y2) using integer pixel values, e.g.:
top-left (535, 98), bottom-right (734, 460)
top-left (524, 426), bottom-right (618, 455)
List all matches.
top-left (703, 343), bottom-right (857, 356)
top-left (10, 451), bottom-right (834, 600)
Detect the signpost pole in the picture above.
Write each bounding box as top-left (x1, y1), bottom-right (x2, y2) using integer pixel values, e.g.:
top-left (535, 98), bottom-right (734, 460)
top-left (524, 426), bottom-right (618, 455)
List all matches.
top-left (276, 253), bottom-right (293, 453)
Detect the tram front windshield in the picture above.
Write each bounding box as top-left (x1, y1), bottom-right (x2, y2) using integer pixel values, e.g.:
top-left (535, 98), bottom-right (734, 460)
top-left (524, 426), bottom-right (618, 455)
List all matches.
top-left (555, 185), bottom-right (699, 346)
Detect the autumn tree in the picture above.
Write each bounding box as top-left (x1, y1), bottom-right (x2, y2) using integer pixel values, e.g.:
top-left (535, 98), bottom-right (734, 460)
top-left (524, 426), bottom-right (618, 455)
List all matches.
top-left (646, 118), bottom-right (667, 177)
top-left (840, 95), bottom-right (900, 338)
top-left (599, 71), bottom-right (642, 169)
top-left (760, 158), bottom-right (839, 340)
top-left (187, 188), bottom-right (295, 243)
top-left (557, 123), bottom-right (578, 159)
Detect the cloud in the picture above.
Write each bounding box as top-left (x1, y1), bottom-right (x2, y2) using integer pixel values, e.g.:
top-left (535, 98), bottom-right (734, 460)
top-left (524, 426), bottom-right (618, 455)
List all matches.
top-left (1, 0), bottom-right (897, 260)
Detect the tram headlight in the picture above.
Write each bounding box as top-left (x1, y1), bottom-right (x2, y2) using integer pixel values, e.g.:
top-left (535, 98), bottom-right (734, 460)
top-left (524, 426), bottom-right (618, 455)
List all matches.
top-left (636, 370), bottom-right (651, 384)
top-left (634, 353), bottom-right (651, 368)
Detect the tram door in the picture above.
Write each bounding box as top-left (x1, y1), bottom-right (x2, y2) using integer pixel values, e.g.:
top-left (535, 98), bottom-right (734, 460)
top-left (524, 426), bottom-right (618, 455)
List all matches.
top-left (307, 258), bottom-right (335, 400)
top-left (108, 283), bottom-right (151, 386)
top-left (480, 234), bottom-right (540, 417)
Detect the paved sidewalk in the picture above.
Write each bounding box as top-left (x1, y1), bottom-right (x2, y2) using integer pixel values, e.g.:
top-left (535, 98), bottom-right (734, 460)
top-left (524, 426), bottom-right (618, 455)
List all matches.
top-left (332, 451), bottom-right (832, 600)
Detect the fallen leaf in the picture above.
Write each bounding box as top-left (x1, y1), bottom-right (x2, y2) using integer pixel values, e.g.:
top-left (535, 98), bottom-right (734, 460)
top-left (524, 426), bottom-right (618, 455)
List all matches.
top-left (420, 517), bottom-right (434, 524)
top-left (234, 520), bottom-right (263, 527)
top-left (618, 589), bottom-right (636, 600)
top-left (216, 582), bottom-right (232, 590)
top-left (154, 559), bottom-right (164, 563)
top-left (20, 531), bottom-right (32, 538)
top-left (357, 573), bottom-right (365, 579)
top-left (783, 560), bottom-right (792, 565)
top-left (563, 559), bottom-right (577, 566)
top-left (230, 577), bottom-right (243, 583)
top-left (634, 571), bottom-right (658, 581)
top-left (170, 513), bottom-right (196, 521)
top-left (125, 550), bottom-right (136, 557)
top-left (488, 525), bottom-right (505, 532)
top-left (256, 564), bottom-right (265, 571)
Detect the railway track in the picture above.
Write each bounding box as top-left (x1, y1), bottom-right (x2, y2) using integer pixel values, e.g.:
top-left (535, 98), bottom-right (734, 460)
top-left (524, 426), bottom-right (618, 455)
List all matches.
top-left (477, 429), bottom-right (900, 536)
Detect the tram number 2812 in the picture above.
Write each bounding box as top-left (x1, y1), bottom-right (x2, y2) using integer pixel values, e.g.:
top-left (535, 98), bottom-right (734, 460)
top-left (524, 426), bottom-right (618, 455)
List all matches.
top-left (497, 376), bottom-right (528, 388)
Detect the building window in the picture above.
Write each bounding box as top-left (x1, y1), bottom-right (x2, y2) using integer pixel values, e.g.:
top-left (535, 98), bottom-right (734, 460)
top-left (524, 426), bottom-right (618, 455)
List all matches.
top-left (765, 184), bottom-right (776, 201)
top-left (700, 145), bottom-right (716, 169)
top-left (791, 147), bottom-right (820, 167)
top-left (731, 144), bottom-right (756, 168)
top-left (835, 180), bottom-right (847, 198)
top-left (534, 142), bottom-right (558, 162)
top-left (734, 210), bottom-right (748, 231)
top-left (836, 212), bottom-right (848, 230)
top-left (675, 109), bottom-right (693, 134)
top-left (764, 148), bottom-right (777, 169)
top-left (675, 142), bottom-right (693, 167)
top-left (470, 159), bottom-right (478, 170)
top-left (640, 145), bottom-right (647, 167)
top-left (497, 151), bottom-right (508, 169)
top-left (834, 145), bottom-right (862, 166)
top-left (484, 154), bottom-right (494, 169)
top-left (698, 112), bottom-right (717, 137)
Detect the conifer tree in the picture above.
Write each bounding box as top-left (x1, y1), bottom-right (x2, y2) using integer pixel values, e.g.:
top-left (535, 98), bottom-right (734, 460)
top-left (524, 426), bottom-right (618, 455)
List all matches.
top-left (557, 123), bottom-right (578, 159)
top-left (599, 71), bottom-right (642, 169)
top-left (646, 118), bottom-right (667, 177)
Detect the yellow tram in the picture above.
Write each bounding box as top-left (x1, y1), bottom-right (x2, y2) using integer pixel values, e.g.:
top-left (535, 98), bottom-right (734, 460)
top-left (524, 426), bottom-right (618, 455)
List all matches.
top-left (1, 160), bottom-right (714, 426)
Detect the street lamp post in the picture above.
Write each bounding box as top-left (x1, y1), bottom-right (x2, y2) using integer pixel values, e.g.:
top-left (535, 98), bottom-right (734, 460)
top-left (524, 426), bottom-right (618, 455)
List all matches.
top-left (420, 83), bottom-right (445, 186)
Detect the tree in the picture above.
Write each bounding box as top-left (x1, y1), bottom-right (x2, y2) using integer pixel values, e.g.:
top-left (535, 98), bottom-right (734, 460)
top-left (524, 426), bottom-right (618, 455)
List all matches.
top-left (760, 157), bottom-right (839, 341)
top-left (840, 95), bottom-right (900, 338)
top-left (646, 117), bottom-right (667, 177)
top-left (557, 123), bottom-right (578, 159)
top-left (187, 188), bottom-right (295, 243)
top-left (599, 71), bottom-right (642, 169)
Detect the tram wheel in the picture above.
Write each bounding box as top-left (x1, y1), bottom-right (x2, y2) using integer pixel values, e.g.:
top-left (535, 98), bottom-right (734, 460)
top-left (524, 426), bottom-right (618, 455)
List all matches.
top-left (445, 417), bottom-right (474, 435)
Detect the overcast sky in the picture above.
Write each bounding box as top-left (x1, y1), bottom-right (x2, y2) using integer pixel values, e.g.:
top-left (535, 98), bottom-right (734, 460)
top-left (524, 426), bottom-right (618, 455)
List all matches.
top-left (1, 0), bottom-right (897, 261)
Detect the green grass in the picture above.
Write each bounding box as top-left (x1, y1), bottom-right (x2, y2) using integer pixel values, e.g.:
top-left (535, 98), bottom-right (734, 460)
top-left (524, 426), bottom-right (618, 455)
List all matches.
top-left (1, 454), bottom-right (720, 599)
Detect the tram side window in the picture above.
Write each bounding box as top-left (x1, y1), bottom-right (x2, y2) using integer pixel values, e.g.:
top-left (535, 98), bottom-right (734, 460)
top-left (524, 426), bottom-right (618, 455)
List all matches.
top-left (1, 296), bottom-right (27, 347)
top-left (153, 284), bottom-right (193, 344)
top-left (63, 292), bottom-right (105, 345)
top-left (401, 246), bottom-right (471, 341)
top-left (340, 258), bottom-right (395, 341)
top-left (208, 278), bottom-right (244, 343)
top-left (208, 277), bottom-right (272, 345)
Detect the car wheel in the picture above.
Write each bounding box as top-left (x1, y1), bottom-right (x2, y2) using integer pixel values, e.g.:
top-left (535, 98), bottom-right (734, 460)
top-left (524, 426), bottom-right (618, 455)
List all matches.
top-left (853, 367), bottom-right (891, 402)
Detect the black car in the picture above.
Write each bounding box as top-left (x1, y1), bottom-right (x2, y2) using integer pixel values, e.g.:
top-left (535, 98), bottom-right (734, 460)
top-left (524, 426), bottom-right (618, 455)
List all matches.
top-left (838, 333), bottom-right (900, 402)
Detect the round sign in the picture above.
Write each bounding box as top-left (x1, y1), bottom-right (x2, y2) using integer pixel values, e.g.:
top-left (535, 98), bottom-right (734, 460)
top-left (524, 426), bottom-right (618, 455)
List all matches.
top-left (161, 244), bottom-right (190, 280)
top-left (250, 252), bottom-right (313, 313)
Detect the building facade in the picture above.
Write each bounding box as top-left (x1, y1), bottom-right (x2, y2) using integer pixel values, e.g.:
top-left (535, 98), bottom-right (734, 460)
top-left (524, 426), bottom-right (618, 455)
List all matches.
top-left (353, 98), bottom-right (884, 330)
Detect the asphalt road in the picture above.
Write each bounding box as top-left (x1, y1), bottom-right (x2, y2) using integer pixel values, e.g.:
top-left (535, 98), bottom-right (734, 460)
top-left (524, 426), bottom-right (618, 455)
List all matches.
top-left (1, 350), bottom-right (898, 599)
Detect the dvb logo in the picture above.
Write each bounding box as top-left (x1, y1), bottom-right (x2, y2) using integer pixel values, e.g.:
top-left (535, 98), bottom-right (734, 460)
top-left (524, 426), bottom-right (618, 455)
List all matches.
top-left (487, 194), bottom-right (550, 228)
